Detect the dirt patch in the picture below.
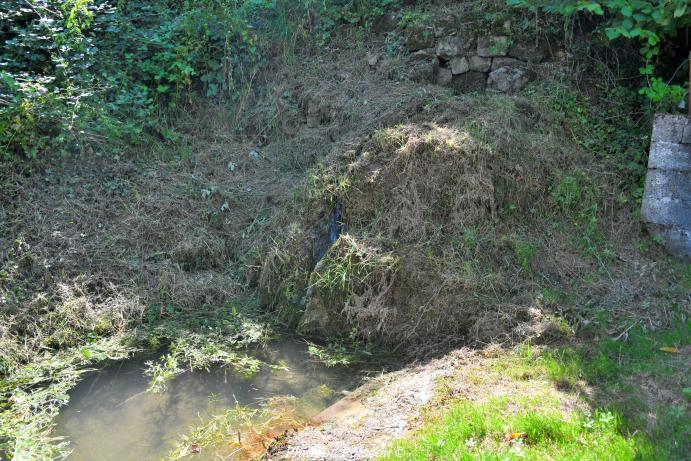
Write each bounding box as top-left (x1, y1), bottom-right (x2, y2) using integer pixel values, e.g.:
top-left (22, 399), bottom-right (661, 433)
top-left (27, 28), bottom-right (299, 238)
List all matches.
top-left (634, 374), bottom-right (686, 407)
top-left (267, 347), bottom-right (586, 461)
top-left (270, 356), bottom-right (452, 460)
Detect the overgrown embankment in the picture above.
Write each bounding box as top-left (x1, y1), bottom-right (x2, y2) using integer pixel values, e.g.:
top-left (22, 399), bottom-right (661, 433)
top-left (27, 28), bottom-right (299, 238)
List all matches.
top-left (261, 92), bottom-right (687, 353)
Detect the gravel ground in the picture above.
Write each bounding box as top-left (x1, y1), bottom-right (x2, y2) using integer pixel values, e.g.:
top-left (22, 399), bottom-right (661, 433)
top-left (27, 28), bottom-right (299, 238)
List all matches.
top-left (267, 353), bottom-right (456, 461)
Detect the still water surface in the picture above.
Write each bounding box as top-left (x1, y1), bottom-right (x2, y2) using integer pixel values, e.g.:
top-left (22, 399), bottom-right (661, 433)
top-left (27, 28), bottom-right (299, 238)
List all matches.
top-left (56, 341), bottom-right (357, 460)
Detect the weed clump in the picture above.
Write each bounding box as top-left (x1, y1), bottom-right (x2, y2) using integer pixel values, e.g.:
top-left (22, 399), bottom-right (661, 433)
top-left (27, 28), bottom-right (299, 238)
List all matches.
top-left (345, 125), bottom-right (495, 242)
top-left (302, 235), bottom-right (398, 339)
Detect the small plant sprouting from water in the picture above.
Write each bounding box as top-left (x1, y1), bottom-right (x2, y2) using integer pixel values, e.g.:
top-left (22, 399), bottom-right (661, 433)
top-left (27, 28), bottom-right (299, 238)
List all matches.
top-left (145, 351), bottom-right (183, 394)
top-left (208, 392), bottom-right (221, 407)
top-left (307, 339), bottom-right (372, 367)
top-left (166, 398), bottom-right (305, 461)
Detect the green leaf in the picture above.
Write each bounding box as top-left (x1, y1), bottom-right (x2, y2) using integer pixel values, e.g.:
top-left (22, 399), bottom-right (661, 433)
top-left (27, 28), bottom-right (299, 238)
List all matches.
top-left (582, 3), bottom-right (604, 15)
top-left (639, 64), bottom-right (654, 75)
top-left (80, 347), bottom-right (92, 359)
top-left (621, 5), bottom-right (633, 17)
top-left (206, 83), bottom-right (218, 97)
top-left (605, 28), bottom-right (621, 40)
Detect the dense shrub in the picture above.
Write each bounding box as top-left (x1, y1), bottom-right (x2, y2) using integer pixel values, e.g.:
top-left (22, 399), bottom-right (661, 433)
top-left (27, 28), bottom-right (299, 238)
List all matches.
top-left (0, 0), bottom-right (399, 161)
top-left (508, 0), bottom-right (691, 110)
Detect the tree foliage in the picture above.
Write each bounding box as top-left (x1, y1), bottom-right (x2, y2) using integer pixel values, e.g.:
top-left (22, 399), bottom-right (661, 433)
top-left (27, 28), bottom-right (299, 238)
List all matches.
top-left (0, 0), bottom-right (398, 161)
top-left (507, 0), bottom-right (691, 108)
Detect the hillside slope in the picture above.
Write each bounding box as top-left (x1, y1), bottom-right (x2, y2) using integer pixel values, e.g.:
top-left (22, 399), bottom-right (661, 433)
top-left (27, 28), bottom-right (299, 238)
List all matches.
top-left (1, 1), bottom-right (689, 460)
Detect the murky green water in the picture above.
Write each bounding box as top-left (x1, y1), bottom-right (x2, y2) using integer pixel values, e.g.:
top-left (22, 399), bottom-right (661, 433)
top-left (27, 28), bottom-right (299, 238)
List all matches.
top-left (55, 341), bottom-right (357, 460)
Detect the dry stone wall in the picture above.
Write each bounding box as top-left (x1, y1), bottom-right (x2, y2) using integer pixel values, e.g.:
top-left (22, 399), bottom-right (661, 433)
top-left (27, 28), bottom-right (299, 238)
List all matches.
top-left (401, 25), bottom-right (546, 94)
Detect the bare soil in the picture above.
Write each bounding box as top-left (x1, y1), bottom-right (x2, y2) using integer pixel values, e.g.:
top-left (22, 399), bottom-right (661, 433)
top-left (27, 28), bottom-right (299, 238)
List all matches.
top-left (268, 347), bottom-right (587, 460)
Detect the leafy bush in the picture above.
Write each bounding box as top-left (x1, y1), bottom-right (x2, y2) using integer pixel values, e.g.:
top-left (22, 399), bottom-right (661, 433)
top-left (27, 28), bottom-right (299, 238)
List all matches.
top-left (316, 0), bottom-right (399, 43)
top-left (507, 0), bottom-right (691, 110)
top-left (1, 0), bottom-right (400, 162)
top-left (1, 0), bottom-right (97, 159)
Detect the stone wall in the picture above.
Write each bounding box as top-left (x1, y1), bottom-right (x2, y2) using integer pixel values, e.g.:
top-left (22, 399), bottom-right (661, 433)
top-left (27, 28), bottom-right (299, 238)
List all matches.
top-left (402, 24), bottom-right (547, 94)
top-left (641, 114), bottom-right (691, 261)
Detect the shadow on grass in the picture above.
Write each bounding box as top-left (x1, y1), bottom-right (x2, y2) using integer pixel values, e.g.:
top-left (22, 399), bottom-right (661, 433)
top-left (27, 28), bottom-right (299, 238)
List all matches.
top-left (378, 318), bottom-right (690, 461)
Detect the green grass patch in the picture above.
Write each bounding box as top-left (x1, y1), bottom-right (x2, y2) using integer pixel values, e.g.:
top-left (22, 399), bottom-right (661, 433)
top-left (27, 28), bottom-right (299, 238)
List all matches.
top-left (498, 320), bottom-right (690, 459)
top-left (382, 320), bottom-right (689, 460)
top-left (533, 321), bottom-right (690, 386)
top-left (380, 396), bottom-right (653, 460)
top-left (541, 323), bottom-right (690, 459)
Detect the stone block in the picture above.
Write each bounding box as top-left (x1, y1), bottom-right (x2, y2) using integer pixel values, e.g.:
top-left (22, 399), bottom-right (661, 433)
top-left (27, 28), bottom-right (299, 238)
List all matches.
top-left (450, 56), bottom-right (469, 75)
top-left (643, 169), bottom-right (691, 202)
top-left (436, 35), bottom-right (473, 59)
top-left (468, 55), bottom-right (491, 72)
top-left (490, 57), bottom-right (526, 71)
top-left (651, 113), bottom-right (688, 143)
top-left (477, 35), bottom-right (510, 57)
top-left (648, 141), bottom-right (691, 170)
top-left (642, 114), bottom-right (691, 261)
top-left (487, 67), bottom-right (533, 93)
top-left (645, 223), bottom-right (691, 261)
top-left (641, 196), bottom-right (691, 227)
top-left (508, 42), bottom-right (546, 63)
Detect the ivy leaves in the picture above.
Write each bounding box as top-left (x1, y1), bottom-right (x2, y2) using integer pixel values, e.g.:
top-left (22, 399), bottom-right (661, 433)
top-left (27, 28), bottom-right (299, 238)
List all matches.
top-left (507, 0), bottom-right (690, 109)
top-left (598, 0), bottom-right (689, 59)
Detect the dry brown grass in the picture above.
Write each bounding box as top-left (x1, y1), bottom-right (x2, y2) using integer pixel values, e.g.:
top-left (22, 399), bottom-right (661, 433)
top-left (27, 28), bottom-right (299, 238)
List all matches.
top-left (2, 4), bottom-right (687, 368)
top-left (302, 234), bottom-right (398, 339)
top-left (344, 125), bottom-right (495, 242)
top-left (256, 68), bottom-right (687, 353)
top-left (263, 116), bottom-right (573, 349)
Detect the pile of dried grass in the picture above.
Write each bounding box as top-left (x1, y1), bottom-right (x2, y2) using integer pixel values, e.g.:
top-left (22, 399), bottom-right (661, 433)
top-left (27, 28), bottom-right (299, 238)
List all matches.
top-left (344, 124), bottom-right (495, 242)
top-left (301, 235), bottom-right (398, 339)
top-left (261, 115), bottom-right (585, 349)
top-left (155, 267), bottom-right (237, 311)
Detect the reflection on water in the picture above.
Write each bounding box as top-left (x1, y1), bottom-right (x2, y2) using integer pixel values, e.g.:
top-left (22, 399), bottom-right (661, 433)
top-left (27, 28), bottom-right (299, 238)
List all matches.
top-left (55, 341), bottom-right (357, 461)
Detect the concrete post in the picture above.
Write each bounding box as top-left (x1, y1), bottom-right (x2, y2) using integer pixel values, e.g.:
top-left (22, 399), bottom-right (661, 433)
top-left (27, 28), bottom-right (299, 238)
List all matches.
top-left (641, 114), bottom-right (691, 261)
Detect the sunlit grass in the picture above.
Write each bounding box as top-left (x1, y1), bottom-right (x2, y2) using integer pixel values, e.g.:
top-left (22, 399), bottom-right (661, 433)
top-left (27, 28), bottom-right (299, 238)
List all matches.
top-left (380, 396), bottom-right (654, 461)
top-left (381, 320), bottom-right (690, 460)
